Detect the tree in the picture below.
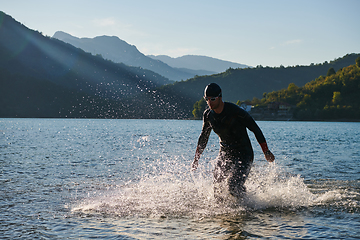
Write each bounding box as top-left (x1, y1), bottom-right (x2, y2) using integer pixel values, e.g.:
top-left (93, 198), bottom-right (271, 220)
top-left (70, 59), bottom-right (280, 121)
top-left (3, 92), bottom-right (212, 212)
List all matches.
top-left (332, 91), bottom-right (342, 104)
top-left (356, 57), bottom-right (360, 68)
top-left (327, 67), bottom-right (336, 76)
top-left (251, 97), bottom-right (262, 106)
top-left (192, 98), bottom-right (207, 119)
top-left (287, 83), bottom-right (298, 92)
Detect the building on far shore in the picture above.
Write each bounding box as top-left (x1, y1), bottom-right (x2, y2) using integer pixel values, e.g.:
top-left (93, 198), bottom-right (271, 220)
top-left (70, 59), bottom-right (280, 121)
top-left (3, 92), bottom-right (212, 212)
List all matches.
top-left (249, 101), bottom-right (294, 120)
top-left (240, 101), bottom-right (253, 112)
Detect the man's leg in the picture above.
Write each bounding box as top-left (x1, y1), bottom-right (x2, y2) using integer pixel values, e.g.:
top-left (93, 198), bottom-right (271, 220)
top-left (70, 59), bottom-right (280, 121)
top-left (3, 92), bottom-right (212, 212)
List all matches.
top-left (228, 156), bottom-right (253, 199)
top-left (213, 152), bottom-right (233, 203)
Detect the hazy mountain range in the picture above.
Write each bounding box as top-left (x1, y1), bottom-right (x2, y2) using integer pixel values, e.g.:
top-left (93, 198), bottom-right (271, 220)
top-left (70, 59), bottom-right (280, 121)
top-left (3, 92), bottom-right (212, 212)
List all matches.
top-left (147, 55), bottom-right (249, 73)
top-left (0, 11), bottom-right (190, 118)
top-left (53, 31), bottom-right (248, 81)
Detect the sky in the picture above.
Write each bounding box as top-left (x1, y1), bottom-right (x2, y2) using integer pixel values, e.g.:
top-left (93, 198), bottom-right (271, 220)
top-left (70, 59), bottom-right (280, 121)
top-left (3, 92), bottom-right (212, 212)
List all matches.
top-left (1, 0), bottom-right (360, 67)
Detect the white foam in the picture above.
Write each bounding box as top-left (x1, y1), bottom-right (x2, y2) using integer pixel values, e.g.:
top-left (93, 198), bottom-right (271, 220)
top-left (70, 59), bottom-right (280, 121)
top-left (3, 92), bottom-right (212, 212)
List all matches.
top-left (244, 163), bottom-right (316, 210)
top-left (314, 190), bottom-right (343, 204)
top-left (71, 161), bottom-right (344, 217)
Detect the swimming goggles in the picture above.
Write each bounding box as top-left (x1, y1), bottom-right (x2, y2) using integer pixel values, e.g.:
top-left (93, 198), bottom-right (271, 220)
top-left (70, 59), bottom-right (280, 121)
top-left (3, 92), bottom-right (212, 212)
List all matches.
top-left (203, 93), bottom-right (221, 102)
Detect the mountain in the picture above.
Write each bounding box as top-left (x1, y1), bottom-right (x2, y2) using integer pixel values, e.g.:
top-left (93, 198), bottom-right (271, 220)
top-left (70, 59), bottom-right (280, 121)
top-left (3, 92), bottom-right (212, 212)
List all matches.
top-left (0, 11), bottom-right (191, 118)
top-left (53, 31), bottom-right (212, 81)
top-left (148, 55), bottom-right (250, 73)
top-left (158, 53), bottom-right (360, 108)
top-left (1, 11), bottom-right (359, 120)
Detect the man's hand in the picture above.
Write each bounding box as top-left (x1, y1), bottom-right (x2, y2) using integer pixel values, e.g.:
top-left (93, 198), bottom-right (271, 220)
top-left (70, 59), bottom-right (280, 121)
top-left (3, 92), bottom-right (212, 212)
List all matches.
top-left (260, 142), bottom-right (275, 162)
top-left (264, 150), bottom-right (275, 162)
top-left (191, 159), bottom-right (199, 170)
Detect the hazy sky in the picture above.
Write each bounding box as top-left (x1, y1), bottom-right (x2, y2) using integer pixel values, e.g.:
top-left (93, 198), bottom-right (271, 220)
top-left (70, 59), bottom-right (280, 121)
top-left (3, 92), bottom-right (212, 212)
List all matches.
top-left (1, 0), bottom-right (359, 67)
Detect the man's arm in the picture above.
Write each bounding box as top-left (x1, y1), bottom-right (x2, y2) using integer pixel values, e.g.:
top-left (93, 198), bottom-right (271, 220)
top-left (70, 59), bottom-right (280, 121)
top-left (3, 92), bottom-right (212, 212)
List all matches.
top-left (192, 119), bottom-right (212, 170)
top-left (243, 112), bottom-right (275, 162)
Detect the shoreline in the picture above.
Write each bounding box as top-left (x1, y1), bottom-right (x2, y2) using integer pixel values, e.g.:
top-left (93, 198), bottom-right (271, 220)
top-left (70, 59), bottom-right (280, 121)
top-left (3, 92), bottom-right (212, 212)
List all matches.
top-left (1, 116), bottom-right (360, 122)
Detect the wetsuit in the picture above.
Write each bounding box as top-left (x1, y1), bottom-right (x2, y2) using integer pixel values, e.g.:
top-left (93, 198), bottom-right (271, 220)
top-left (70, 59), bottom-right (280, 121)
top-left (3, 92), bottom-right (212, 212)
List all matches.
top-left (196, 102), bottom-right (267, 199)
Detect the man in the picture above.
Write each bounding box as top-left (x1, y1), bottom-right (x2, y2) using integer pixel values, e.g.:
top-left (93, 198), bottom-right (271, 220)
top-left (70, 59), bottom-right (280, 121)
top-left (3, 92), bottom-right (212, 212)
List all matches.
top-left (192, 83), bottom-right (275, 201)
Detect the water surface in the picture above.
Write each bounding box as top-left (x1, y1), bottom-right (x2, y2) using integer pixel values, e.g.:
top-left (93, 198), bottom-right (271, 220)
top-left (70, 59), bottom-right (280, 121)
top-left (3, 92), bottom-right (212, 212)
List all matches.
top-left (1, 119), bottom-right (359, 239)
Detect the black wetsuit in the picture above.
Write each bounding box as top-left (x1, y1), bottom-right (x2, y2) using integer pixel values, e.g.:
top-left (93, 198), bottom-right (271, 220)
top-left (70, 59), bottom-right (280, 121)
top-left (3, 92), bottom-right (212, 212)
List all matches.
top-left (197, 102), bottom-right (267, 199)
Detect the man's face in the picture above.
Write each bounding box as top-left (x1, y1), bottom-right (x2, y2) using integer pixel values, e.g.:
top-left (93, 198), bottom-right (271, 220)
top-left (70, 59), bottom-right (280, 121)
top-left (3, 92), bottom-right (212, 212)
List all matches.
top-left (204, 95), bottom-right (221, 110)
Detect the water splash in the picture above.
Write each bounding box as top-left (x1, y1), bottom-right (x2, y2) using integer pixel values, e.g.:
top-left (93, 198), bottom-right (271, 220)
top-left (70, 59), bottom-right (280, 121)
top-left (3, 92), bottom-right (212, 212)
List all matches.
top-left (72, 170), bottom-right (220, 218)
top-left (244, 163), bottom-right (315, 210)
top-left (71, 160), bottom-right (356, 217)
top-left (307, 179), bottom-right (360, 213)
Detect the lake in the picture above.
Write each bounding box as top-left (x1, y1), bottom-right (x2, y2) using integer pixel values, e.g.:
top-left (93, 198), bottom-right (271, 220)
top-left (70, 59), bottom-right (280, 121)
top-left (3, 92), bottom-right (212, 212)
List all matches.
top-left (1, 118), bottom-right (359, 239)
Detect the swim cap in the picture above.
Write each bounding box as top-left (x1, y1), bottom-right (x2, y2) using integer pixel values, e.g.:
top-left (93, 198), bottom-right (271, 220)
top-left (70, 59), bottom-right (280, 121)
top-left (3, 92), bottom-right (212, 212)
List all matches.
top-left (204, 83), bottom-right (222, 97)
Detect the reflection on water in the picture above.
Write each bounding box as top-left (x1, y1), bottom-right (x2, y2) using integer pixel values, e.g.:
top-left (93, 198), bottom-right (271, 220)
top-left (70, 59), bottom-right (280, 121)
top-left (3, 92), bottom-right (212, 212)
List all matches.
top-left (66, 210), bottom-right (313, 239)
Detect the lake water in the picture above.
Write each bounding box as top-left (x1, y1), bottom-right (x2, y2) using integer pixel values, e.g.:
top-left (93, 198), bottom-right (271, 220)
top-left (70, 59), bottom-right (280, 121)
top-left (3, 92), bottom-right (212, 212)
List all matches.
top-left (1, 118), bottom-right (359, 239)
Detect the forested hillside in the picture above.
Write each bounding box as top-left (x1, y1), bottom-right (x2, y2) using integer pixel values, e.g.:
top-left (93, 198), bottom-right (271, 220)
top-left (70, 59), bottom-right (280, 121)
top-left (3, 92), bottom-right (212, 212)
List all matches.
top-left (161, 53), bottom-right (360, 106)
top-left (261, 58), bottom-right (360, 120)
top-left (192, 58), bottom-right (360, 121)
